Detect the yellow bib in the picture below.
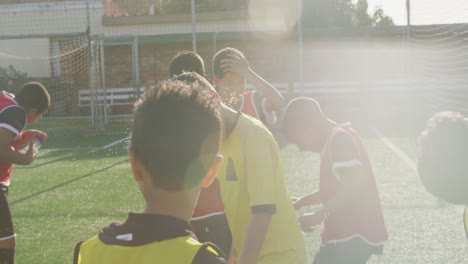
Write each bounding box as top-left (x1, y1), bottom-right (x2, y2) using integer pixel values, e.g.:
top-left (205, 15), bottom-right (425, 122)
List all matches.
top-left (76, 235), bottom-right (215, 264)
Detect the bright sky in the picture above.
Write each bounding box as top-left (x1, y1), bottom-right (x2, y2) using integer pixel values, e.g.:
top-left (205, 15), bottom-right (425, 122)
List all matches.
top-left (367, 0), bottom-right (468, 25)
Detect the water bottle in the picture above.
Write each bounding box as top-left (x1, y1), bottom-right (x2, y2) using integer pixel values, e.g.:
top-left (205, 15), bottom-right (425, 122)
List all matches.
top-left (19, 136), bottom-right (44, 156)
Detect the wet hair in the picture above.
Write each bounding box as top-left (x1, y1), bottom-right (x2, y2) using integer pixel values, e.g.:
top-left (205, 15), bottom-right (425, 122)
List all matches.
top-left (15, 82), bottom-right (51, 114)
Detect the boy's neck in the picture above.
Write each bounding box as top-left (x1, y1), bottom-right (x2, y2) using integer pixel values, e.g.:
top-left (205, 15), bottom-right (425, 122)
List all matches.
top-left (221, 104), bottom-right (239, 139)
top-left (143, 189), bottom-right (198, 223)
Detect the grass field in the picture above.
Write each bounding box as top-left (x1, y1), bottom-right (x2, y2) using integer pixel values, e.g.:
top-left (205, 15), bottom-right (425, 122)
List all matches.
top-left (7, 133), bottom-right (468, 263)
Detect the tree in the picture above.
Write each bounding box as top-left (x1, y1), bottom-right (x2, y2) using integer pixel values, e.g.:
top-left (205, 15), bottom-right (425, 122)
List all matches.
top-left (0, 65), bottom-right (28, 94)
top-left (303, 0), bottom-right (394, 28)
top-left (371, 6), bottom-right (395, 27)
top-left (158, 0), bottom-right (248, 15)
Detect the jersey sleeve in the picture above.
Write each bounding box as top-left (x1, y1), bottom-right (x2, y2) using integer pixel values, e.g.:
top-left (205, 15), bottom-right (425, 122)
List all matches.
top-left (329, 131), bottom-right (362, 183)
top-left (252, 91), bottom-right (277, 125)
top-left (192, 243), bottom-right (227, 264)
top-left (244, 126), bottom-right (280, 214)
top-left (0, 106), bottom-right (26, 137)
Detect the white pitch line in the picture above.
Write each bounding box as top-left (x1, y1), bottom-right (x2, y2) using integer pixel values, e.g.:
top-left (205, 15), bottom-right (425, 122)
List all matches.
top-left (98, 135), bottom-right (131, 150)
top-left (46, 135), bottom-right (131, 151)
top-left (372, 128), bottom-right (468, 212)
top-left (372, 127), bottom-right (417, 172)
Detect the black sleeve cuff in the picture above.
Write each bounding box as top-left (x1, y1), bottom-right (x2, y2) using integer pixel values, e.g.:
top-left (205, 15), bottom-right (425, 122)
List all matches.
top-left (73, 241), bottom-right (84, 264)
top-left (251, 204), bottom-right (277, 214)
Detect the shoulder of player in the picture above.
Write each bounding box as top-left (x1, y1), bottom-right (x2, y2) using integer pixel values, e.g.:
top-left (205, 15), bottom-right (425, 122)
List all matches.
top-left (238, 113), bottom-right (268, 132)
top-left (328, 128), bottom-right (361, 161)
top-left (238, 114), bottom-right (274, 140)
top-left (330, 129), bottom-right (355, 148)
top-left (192, 243), bottom-right (227, 264)
top-left (0, 105), bottom-right (27, 136)
top-left (2, 105), bottom-right (26, 116)
top-left (73, 240), bottom-right (83, 264)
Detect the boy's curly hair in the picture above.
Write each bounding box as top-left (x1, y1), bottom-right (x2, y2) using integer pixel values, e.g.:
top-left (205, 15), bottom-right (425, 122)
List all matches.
top-left (418, 111), bottom-right (468, 204)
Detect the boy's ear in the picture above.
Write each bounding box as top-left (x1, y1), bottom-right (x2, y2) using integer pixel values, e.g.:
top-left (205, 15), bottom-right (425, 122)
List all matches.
top-left (201, 154), bottom-right (223, 188)
top-left (128, 147), bottom-right (144, 182)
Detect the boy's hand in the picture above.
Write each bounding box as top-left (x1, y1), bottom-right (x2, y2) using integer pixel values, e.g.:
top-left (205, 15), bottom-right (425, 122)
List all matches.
top-left (22, 142), bottom-right (35, 165)
top-left (228, 254), bottom-right (238, 264)
top-left (220, 54), bottom-right (250, 77)
top-left (22, 130), bottom-right (48, 144)
top-left (298, 211), bottom-right (324, 233)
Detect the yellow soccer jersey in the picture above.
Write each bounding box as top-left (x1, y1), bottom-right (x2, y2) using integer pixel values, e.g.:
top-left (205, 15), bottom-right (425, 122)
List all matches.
top-left (74, 213), bottom-right (226, 264)
top-left (218, 114), bottom-right (306, 262)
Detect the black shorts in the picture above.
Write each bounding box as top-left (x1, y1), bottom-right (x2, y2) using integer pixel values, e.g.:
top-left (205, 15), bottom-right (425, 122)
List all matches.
top-left (191, 213), bottom-right (232, 260)
top-left (313, 237), bottom-right (384, 264)
top-left (0, 185), bottom-right (14, 240)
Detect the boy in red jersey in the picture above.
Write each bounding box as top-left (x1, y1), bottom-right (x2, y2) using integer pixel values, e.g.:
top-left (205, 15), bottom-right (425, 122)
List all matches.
top-left (169, 51), bottom-right (232, 259)
top-left (0, 82), bottom-right (50, 264)
top-left (282, 97), bottom-right (388, 264)
top-left (212, 47), bottom-right (285, 125)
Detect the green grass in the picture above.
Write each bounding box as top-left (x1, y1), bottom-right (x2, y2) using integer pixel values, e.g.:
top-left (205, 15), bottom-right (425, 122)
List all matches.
top-left (7, 135), bottom-right (468, 263)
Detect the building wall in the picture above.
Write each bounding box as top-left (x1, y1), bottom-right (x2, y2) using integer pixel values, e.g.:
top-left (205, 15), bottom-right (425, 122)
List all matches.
top-left (0, 1), bottom-right (288, 38)
top-left (103, 36), bottom-right (410, 89)
top-left (0, 0), bottom-right (421, 122)
top-left (0, 38), bottom-right (50, 77)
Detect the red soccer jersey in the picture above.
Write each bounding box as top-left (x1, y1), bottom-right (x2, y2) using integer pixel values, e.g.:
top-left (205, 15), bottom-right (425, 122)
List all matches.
top-left (191, 179), bottom-right (225, 219)
top-left (240, 91), bottom-right (276, 125)
top-left (0, 92), bottom-right (27, 186)
top-left (319, 124), bottom-right (388, 245)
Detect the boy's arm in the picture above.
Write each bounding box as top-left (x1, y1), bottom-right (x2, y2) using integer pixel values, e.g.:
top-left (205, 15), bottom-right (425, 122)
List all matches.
top-left (298, 132), bottom-right (365, 229)
top-left (299, 166), bottom-right (364, 227)
top-left (239, 212), bottom-right (272, 264)
top-left (293, 190), bottom-right (323, 210)
top-left (16, 130), bottom-right (48, 147)
top-left (221, 54), bottom-right (285, 111)
top-left (241, 129), bottom-right (282, 263)
top-left (0, 128), bottom-right (34, 165)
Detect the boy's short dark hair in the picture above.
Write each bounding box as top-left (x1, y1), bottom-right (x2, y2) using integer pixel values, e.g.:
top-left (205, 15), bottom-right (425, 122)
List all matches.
top-left (418, 111), bottom-right (468, 204)
top-left (212, 47), bottom-right (247, 78)
top-left (131, 79), bottom-right (221, 191)
top-left (169, 51), bottom-right (206, 77)
top-left (15, 82), bottom-right (51, 114)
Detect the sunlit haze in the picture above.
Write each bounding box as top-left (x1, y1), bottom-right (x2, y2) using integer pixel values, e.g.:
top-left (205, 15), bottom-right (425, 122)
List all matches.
top-left (368, 0), bottom-right (468, 25)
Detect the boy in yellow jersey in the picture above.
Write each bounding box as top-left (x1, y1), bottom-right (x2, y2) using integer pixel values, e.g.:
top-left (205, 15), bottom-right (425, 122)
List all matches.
top-left (218, 108), bottom-right (306, 264)
top-left (175, 72), bottom-right (306, 264)
top-left (74, 79), bottom-right (226, 264)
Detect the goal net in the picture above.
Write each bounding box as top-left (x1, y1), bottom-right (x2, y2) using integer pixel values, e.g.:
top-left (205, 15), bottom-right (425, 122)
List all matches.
top-left (0, 0), bottom-right (107, 135)
top-left (410, 0), bottom-right (468, 116)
